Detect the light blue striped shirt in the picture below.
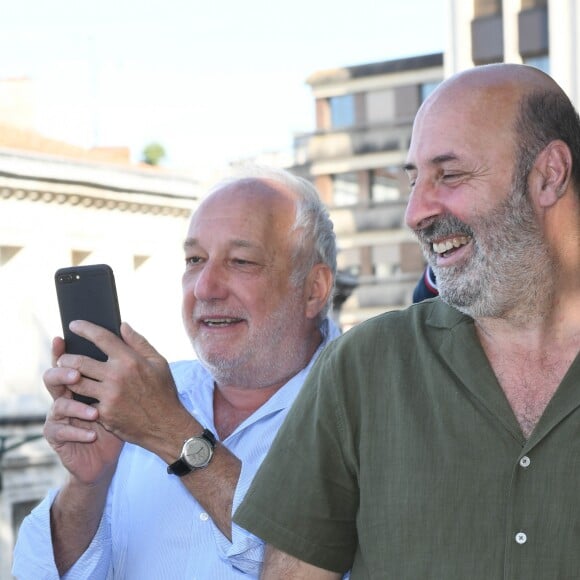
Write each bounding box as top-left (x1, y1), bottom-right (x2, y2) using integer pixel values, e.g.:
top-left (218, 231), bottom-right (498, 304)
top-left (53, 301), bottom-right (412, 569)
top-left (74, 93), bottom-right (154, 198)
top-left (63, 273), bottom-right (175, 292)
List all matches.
top-left (12, 319), bottom-right (340, 579)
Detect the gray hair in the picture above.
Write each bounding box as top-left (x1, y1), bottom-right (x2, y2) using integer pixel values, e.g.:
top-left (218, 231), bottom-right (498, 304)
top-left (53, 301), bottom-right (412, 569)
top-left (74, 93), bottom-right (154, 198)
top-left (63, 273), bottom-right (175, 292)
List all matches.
top-left (514, 89), bottom-right (580, 198)
top-left (209, 165), bottom-right (337, 320)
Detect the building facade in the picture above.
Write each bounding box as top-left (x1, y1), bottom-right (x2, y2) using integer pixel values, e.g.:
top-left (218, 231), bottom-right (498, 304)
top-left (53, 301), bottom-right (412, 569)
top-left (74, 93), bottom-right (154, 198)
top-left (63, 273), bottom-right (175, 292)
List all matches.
top-left (446, 0), bottom-right (580, 106)
top-left (292, 53), bottom-right (444, 327)
top-left (0, 143), bottom-right (199, 577)
top-left (295, 1), bottom-right (579, 328)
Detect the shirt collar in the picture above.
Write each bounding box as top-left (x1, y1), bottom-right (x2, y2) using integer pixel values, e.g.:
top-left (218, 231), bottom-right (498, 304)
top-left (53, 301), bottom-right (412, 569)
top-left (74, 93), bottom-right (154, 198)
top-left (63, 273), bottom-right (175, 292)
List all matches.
top-left (177, 317), bottom-right (340, 440)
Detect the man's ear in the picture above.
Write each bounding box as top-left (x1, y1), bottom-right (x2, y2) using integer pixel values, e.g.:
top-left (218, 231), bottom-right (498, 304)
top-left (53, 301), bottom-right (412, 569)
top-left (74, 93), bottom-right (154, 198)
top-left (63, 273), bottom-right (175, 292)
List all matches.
top-left (304, 264), bottom-right (334, 320)
top-left (530, 140), bottom-right (572, 208)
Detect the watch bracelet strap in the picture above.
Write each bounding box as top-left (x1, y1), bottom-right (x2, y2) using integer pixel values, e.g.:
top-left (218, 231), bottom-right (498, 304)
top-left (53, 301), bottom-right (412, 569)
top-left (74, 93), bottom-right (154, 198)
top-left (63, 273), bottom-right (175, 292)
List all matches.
top-left (201, 428), bottom-right (217, 448)
top-left (167, 428), bottom-right (217, 476)
top-left (167, 457), bottom-right (193, 476)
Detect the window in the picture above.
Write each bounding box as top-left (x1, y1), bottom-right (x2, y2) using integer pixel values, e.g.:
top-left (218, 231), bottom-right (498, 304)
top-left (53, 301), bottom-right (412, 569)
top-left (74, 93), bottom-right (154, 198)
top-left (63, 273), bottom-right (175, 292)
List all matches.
top-left (523, 54), bottom-right (550, 74)
top-left (366, 85), bottom-right (421, 124)
top-left (366, 89), bottom-right (395, 123)
top-left (420, 82), bottom-right (440, 103)
top-left (0, 245), bottom-right (22, 265)
top-left (71, 250), bottom-right (91, 266)
top-left (330, 95), bottom-right (355, 129)
top-left (133, 255), bottom-right (150, 270)
top-left (337, 247), bottom-right (362, 277)
top-left (371, 168), bottom-right (401, 203)
top-left (332, 172), bottom-right (359, 206)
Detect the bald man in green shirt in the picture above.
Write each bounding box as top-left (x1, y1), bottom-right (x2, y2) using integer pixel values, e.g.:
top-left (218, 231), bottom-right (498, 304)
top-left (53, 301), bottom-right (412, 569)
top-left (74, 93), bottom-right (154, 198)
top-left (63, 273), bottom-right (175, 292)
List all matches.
top-left (235, 64), bottom-right (580, 579)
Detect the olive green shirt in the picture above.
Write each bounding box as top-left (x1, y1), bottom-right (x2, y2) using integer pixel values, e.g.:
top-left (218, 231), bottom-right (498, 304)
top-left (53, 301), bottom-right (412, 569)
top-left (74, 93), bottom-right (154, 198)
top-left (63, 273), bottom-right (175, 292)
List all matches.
top-left (235, 300), bottom-right (580, 579)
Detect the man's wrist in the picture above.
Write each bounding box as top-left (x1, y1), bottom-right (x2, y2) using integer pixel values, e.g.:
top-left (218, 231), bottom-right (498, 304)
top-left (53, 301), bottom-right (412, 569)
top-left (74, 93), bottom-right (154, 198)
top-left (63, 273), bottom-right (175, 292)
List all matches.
top-left (167, 428), bottom-right (217, 476)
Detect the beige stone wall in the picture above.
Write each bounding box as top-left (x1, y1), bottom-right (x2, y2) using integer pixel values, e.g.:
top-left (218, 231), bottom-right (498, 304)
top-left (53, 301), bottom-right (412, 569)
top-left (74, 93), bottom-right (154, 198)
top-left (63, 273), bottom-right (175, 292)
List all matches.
top-left (0, 153), bottom-right (199, 575)
top-left (0, 189), bottom-right (197, 415)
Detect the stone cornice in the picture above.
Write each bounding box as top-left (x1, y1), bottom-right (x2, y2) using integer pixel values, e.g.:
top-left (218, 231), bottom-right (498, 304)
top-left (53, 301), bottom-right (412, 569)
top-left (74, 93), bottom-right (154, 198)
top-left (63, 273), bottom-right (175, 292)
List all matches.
top-left (0, 180), bottom-right (194, 217)
top-left (0, 148), bottom-right (200, 217)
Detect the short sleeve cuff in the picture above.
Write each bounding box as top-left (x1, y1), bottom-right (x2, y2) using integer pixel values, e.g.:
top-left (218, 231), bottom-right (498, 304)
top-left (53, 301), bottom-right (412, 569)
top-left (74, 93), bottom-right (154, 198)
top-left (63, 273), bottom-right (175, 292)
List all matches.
top-left (211, 460), bottom-right (265, 575)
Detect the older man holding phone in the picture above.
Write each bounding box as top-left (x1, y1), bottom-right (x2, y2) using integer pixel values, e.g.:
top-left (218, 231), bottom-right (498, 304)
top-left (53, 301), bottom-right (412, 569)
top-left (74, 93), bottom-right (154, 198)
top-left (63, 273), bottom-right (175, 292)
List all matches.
top-left (12, 166), bottom-right (339, 579)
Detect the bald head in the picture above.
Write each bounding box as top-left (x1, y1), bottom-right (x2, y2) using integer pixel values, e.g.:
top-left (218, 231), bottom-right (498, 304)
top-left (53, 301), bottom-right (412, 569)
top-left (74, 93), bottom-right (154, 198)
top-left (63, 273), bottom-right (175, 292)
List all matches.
top-left (200, 177), bottom-right (298, 224)
top-left (422, 63), bottom-right (562, 113)
top-left (444, 63), bottom-right (558, 90)
top-left (413, 64), bottom-right (580, 197)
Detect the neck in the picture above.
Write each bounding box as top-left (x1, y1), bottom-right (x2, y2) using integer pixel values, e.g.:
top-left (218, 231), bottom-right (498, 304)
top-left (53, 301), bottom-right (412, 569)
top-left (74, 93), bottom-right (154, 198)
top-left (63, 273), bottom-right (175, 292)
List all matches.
top-left (212, 377), bottom-right (289, 440)
top-left (212, 327), bottom-right (323, 438)
top-left (474, 282), bottom-right (580, 354)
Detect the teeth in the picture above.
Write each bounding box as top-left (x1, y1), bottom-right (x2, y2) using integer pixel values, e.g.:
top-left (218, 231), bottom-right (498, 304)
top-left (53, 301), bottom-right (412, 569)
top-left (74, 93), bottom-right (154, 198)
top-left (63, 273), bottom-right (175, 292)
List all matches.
top-left (204, 318), bottom-right (238, 326)
top-left (433, 236), bottom-right (471, 254)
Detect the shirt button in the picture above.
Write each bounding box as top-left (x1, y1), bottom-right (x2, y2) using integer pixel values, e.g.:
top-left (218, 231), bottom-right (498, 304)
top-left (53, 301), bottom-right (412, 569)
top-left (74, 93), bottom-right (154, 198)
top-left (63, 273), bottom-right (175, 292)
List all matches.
top-left (200, 512), bottom-right (209, 521)
top-left (519, 456), bottom-right (531, 468)
top-left (515, 532), bottom-right (527, 544)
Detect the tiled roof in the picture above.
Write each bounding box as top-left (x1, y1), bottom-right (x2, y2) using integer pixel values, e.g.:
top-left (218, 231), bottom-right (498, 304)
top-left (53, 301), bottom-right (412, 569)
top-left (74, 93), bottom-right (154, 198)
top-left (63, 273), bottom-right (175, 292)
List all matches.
top-left (0, 122), bottom-right (131, 164)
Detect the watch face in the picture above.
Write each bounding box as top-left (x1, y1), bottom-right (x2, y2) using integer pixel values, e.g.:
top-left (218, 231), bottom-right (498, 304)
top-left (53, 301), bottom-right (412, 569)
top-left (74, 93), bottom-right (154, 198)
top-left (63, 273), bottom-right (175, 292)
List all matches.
top-left (183, 437), bottom-right (213, 468)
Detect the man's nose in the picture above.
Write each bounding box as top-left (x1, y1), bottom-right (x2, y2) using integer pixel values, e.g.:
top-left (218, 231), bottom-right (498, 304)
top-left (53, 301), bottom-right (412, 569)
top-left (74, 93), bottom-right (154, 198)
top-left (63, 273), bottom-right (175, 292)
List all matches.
top-left (405, 177), bottom-right (444, 231)
top-left (193, 260), bottom-right (228, 301)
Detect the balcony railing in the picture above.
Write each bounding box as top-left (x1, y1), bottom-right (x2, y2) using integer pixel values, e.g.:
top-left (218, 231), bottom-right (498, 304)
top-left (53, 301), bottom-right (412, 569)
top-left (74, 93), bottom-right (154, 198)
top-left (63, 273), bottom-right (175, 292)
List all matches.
top-left (294, 118), bottom-right (415, 165)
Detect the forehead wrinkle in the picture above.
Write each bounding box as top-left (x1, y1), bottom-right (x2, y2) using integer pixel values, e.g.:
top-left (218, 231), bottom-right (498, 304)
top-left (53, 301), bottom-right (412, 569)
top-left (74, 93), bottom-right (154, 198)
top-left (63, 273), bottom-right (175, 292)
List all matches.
top-left (228, 238), bottom-right (261, 251)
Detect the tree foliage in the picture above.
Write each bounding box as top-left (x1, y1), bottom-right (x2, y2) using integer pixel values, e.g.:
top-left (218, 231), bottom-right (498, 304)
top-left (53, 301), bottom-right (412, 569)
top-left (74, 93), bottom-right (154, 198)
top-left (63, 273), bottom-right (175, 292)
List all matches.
top-left (142, 142), bottom-right (166, 166)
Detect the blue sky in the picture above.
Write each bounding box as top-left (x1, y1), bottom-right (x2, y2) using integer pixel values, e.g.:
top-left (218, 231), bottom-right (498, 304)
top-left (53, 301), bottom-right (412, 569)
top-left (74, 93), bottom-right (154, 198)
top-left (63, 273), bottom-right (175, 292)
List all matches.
top-left (0, 0), bottom-right (445, 174)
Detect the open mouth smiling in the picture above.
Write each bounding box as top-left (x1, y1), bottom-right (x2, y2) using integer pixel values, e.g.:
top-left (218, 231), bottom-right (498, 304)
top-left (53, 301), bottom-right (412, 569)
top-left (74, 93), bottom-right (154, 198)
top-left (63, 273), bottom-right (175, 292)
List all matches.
top-left (201, 317), bottom-right (244, 327)
top-left (432, 235), bottom-right (472, 257)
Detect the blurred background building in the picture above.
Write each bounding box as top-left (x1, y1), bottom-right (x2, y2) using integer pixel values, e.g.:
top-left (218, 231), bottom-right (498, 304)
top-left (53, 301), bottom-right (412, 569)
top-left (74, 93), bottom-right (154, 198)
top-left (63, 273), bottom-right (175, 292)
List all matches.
top-left (292, 53), bottom-right (443, 327)
top-left (1, 0), bottom-right (576, 575)
top-left (446, 0), bottom-right (573, 95)
top-left (295, 0), bottom-right (572, 329)
top-left (0, 112), bottom-right (199, 575)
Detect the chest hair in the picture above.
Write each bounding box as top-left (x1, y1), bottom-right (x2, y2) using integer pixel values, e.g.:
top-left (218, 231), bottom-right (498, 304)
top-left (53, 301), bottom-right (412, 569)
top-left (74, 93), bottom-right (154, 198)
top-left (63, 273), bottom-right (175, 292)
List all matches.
top-left (482, 342), bottom-right (579, 439)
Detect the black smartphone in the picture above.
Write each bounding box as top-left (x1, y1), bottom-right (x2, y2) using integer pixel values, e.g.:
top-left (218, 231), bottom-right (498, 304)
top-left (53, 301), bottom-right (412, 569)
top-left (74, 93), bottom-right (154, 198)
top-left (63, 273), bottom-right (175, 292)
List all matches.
top-left (55, 264), bottom-right (122, 404)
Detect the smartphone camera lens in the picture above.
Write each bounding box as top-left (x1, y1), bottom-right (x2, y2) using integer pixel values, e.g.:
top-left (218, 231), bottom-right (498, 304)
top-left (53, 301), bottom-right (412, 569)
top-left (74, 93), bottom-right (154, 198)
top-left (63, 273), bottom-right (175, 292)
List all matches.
top-left (58, 274), bottom-right (75, 284)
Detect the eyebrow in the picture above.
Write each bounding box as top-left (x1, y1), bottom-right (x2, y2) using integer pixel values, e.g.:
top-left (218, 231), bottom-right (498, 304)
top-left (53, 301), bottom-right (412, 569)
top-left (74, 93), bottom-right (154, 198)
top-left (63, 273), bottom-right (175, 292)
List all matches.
top-left (402, 153), bottom-right (460, 173)
top-left (183, 238), bottom-right (197, 250)
top-left (183, 238), bottom-right (257, 251)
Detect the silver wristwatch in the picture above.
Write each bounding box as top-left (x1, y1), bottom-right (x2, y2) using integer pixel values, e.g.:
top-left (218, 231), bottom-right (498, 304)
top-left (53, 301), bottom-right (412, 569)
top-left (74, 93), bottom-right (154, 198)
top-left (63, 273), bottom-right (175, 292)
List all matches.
top-left (167, 428), bottom-right (217, 477)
